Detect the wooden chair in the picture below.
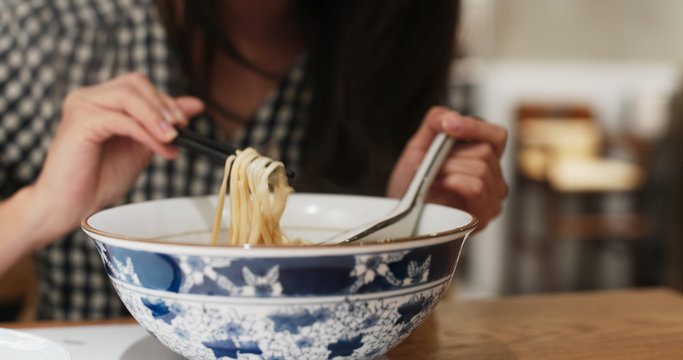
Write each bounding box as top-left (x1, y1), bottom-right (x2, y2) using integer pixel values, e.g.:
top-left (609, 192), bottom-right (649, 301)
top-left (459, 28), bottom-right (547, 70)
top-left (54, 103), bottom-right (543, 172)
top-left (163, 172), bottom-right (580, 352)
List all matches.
top-left (506, 102), bottom-right (653, 294)
top-left (0, 254), bottom-right (38, 322)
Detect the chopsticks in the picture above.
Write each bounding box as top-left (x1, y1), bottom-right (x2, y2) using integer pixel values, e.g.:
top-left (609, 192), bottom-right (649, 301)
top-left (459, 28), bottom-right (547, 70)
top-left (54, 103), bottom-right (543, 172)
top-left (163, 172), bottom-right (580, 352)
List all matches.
top-left (171, 126), bottom-right (295, 179)
top-left (172, 126), bottom-right (238, 164)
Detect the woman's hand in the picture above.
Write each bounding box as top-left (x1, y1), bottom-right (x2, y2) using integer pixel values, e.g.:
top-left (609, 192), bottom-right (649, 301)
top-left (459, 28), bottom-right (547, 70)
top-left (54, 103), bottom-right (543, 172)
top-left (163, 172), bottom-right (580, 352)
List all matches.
top-left (387, 106), bottom-right (508, 231)
top-left (29, 72), bottom-right (204, 247)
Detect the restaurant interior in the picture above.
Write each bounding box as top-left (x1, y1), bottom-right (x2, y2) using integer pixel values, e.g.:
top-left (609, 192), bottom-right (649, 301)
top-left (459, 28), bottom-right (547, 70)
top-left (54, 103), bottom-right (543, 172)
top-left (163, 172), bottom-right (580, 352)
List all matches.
top-left (453, 0), bottom-right (683, 301)
top-left (1, 0), bottom-right (682, 324)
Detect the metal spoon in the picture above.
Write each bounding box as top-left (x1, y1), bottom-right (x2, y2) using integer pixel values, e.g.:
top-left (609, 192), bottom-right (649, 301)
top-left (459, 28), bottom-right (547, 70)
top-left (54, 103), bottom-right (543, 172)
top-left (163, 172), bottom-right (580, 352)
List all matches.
top-left (321, 132), bottom-right (455, 244)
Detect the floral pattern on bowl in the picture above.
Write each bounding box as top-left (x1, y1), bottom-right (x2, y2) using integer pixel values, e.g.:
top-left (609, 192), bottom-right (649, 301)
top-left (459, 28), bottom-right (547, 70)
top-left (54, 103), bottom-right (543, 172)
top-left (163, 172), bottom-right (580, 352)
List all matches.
top-left (115, 277), bottom-right (450, 360)
top-left (95, 240), bottom-right (462, 298)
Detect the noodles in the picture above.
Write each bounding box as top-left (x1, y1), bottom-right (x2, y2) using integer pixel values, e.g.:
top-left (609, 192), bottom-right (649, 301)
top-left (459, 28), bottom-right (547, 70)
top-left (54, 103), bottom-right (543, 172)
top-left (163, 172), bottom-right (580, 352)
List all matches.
top-left (210, 154), bottom-right (235, 243)
top-left (210, 147), bottom-right (299, 245)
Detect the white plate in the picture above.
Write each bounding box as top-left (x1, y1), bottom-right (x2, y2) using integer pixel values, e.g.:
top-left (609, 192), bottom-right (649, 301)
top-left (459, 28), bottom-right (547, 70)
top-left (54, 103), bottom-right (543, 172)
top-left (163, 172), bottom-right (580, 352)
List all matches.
top-left (0, 327), bottom-right (71, 360)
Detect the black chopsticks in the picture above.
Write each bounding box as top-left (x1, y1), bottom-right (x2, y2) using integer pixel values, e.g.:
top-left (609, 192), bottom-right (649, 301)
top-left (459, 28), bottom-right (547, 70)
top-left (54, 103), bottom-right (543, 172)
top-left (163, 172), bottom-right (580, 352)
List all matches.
top-left (171, 126), bottom-right (295, 179)
top-left (172, 126), bottom-right (238, 164)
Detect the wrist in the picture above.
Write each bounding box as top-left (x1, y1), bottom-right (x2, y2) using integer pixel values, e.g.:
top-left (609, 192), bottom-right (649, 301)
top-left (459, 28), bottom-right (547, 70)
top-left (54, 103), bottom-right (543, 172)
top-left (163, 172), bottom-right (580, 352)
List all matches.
top-left (0, 186), bottom-right (46, 274)
top-left (0, 185), bottom-right (67, 252)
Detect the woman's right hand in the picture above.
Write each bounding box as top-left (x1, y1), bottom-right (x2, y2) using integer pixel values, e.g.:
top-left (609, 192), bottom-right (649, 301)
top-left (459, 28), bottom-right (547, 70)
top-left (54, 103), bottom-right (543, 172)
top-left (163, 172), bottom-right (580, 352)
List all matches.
top-left (27, 72), bottom-right (204, 248)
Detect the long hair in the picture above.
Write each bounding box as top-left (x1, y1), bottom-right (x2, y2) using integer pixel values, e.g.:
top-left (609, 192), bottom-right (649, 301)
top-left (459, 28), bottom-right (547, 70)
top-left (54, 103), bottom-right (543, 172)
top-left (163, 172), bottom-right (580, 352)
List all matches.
top-left (156, 0), bottom-right (460, 195)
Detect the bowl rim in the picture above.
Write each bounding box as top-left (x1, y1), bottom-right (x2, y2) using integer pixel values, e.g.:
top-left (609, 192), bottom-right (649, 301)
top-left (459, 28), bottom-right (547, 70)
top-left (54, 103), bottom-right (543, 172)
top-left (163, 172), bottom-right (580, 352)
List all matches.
top-left (81, 193), bottom-right (479, 249)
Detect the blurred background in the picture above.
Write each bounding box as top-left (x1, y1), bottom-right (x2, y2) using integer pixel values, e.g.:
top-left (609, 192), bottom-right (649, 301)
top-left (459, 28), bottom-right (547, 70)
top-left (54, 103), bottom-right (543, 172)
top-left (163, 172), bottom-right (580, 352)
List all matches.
top-left (2, 0), bottom-right (683, 321)
top-left (454, 0), bottom-right (683, 299)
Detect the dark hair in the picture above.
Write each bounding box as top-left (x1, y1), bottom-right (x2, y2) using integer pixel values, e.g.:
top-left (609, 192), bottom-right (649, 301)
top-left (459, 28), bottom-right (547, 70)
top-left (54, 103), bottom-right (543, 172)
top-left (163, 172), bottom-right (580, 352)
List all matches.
top-left (156, 0), bottom-right (460, 195)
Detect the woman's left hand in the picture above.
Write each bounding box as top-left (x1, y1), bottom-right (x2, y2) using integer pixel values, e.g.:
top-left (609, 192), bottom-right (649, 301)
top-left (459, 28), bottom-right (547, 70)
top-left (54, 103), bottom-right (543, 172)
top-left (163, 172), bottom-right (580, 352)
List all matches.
top-left (387, 106), bottom-right (508, 231)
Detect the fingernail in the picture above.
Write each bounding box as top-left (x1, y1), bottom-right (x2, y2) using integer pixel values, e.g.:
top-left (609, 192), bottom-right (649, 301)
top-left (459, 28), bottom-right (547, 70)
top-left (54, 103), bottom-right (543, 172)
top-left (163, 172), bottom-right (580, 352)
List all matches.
top-left (161, 108), bottom-right (175, 123)
top-left (159, 120), bottom-right (177, 139)
top-left (442, 114), bottom-right (462, 133)
top-left (173, 107), bottom-right (185, 123)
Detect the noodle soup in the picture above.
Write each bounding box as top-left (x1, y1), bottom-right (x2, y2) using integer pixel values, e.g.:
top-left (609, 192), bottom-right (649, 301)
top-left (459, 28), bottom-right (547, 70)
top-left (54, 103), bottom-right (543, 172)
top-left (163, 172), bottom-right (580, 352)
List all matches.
top-left (82, 193), bottom-right (477, 360)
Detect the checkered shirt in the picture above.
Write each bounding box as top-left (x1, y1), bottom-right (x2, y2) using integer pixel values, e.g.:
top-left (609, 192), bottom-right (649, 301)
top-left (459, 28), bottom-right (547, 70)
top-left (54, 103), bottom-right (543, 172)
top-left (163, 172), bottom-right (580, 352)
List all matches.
top-left (0, 0), bottom-right (311, 320)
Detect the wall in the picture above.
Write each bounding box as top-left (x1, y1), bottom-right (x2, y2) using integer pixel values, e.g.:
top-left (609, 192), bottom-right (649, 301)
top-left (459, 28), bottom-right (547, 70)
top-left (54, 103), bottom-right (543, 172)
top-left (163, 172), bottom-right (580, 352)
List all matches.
top-left (490, 0), bottom-right (683, 62)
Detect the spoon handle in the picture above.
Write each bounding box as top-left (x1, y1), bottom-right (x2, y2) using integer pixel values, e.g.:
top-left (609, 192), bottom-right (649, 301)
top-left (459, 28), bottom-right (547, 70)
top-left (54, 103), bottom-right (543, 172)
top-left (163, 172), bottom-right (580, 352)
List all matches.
top-left (393, 132), bottom-right (455, 227)
top-left (322, 132), bottom-right (455, 244)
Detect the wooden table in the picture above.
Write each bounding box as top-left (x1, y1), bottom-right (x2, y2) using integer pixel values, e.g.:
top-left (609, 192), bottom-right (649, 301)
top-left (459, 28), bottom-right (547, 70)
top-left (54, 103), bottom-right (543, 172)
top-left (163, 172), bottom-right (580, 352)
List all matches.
top-left (387, 287), bottom-right (683, 359)
top-left (6, 288), bottom-right (683, 359)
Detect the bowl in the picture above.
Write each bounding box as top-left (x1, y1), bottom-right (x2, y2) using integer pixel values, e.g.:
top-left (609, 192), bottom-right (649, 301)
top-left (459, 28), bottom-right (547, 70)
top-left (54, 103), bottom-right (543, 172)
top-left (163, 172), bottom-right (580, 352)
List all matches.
top-left (82, 193), bottom-right (477, 360)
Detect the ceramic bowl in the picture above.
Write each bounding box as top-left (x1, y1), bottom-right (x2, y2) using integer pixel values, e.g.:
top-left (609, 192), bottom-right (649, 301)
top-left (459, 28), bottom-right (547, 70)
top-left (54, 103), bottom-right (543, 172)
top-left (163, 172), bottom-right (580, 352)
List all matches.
top-left (82, 193), bottom-right (477, 360)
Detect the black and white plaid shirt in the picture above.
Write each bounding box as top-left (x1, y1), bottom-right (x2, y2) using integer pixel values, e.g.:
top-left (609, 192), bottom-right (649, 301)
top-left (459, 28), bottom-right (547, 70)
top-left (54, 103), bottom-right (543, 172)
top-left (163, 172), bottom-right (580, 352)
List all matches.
top-left (0, 0), bottom-right (311, 320)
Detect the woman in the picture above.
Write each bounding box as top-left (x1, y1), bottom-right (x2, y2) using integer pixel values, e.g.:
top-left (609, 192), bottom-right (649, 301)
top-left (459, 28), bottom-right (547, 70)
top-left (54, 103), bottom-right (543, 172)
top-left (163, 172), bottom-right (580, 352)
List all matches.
top-left (0, 0), bottom-right (507, 320)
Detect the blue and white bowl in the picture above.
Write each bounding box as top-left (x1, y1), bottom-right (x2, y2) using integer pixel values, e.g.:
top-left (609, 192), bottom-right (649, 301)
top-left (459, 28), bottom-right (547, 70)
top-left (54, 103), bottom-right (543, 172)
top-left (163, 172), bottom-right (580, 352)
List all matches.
top-left (82, 194), bottom-right (477, 360)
